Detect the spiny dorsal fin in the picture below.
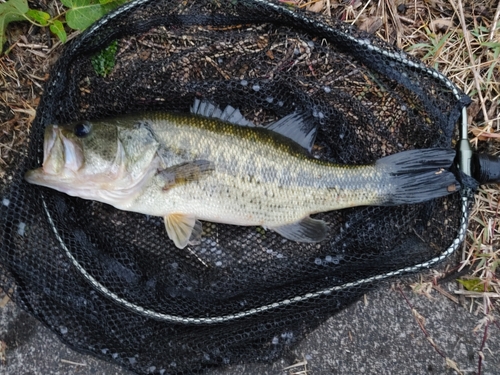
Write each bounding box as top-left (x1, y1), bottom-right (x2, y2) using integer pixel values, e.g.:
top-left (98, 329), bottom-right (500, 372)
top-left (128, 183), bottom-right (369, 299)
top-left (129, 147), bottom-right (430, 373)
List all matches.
top-left (191, 99), bottom-right (318, 152)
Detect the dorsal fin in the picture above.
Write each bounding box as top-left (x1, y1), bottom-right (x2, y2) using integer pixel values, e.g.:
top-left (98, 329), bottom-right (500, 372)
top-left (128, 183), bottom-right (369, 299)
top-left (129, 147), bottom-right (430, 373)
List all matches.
top-left (191, 99), bottom-right (254, 127)
top-left (267, 112), bottom-right (317, 152)
top-left (191, 99), bottom-right (318, 152)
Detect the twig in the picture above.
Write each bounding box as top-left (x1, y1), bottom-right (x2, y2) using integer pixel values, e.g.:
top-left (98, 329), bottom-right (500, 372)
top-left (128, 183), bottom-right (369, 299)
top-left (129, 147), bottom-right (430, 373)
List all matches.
top-left (350, 0), bottom-right (371, 26)
top-left (453, 290), bottom-right (500, 298)
top-left (282, 359), bottom-right (308, 370)
top-left (325, 0), bottom-right (331, 17)
top-left (489, 0), bottom-right (500, 42)
top-left (282, 358), bottom-right (309, 374)
top-left (477, 316), bottom-right (489, 375)
top-left (432, 284), bottom-right (459, 304)
top-left (450, 0), bottom-right (490, 126)
top-left (60, 359), bottom-right (87, 366)
top-left (475, 294), bottom-right (494, 375)
top-left (16, 43), bottom-right (48, 49)
top-left (386, 0), bottom-right (403, 48)
top-left (396, 286), bottom-right (447, 358)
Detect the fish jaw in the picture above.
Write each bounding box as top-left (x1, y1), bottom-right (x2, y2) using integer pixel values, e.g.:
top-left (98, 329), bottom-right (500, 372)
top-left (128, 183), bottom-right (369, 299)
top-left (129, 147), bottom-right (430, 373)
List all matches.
top-left (25, 166), bottom-right (70, 190)
top-left (25, 124), bottom-right (83, 188)
top-left (38, 124), bottom-right (84, 177)
top-left (25, 123), bottom-right (118, 199)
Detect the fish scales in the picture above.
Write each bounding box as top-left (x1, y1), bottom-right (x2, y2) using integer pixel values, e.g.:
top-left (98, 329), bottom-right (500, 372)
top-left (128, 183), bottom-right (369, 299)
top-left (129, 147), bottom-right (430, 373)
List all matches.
top-left (134, 112), bottom-right (385, 226)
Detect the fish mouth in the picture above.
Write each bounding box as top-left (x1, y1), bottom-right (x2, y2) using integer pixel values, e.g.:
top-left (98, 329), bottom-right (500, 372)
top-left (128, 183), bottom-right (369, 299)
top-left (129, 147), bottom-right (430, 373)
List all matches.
top-left (26, 125), bottom-right (84, 185)
top-left (46, 125), bottom-right (84, 175)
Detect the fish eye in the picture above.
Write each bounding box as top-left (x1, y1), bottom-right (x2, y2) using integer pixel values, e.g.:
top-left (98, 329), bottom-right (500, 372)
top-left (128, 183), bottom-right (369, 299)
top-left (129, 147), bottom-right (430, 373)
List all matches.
top-left (74, 121), bottom-right (91, 138)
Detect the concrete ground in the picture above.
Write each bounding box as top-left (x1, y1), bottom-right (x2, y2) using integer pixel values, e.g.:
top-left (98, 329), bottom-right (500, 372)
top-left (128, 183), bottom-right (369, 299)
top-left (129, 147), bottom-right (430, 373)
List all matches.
top-left (1, 261), bottom-right (499, 375)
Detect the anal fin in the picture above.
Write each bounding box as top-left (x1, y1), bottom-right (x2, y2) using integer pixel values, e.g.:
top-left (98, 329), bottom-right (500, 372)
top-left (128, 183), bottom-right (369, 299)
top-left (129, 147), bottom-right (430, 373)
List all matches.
top-left (270, 217), bottom-right (327, 243)
top-left (165, 213), bottom-right (202, 249)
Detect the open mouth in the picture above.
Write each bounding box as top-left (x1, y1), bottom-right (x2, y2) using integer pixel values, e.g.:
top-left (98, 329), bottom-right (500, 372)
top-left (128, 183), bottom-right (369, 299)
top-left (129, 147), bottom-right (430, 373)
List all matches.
top-left (42, 125), bottom-right (83, 176)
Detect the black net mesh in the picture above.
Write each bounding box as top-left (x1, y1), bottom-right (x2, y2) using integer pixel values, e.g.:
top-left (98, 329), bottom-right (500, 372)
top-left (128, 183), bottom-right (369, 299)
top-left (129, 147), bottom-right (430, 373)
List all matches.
top-left (0, 0), bottom-right (473, 374)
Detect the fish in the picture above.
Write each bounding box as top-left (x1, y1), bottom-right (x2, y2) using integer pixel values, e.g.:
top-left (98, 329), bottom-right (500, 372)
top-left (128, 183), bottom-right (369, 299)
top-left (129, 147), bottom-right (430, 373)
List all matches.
top-left (25, 100), bottom-right (459, 249)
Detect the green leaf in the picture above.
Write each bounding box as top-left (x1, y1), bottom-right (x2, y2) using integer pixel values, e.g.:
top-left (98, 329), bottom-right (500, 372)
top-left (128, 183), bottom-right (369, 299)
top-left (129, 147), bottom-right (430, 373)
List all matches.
top-left (0, 0), bottom-right (29, 53)
top-left (26, 9), bottom-right (50, 26)
top-left (62, 0), bottom-right (105, 30)
top-left (5, 0), bottom-right (28, 13)
top-left (457, 278), bottom-right (491, 292)
top-left (59, 0), bottom-right (75, 7)
top-left (50, 20), bottom-right (67, 43)
top-left (481, 41), bottom-right (500, 49)
top-left (101, 0), bottom-right (128, 13)
top-left (470, 26), bottom-right (490, 37)
top-left (62, 0), bottom-right (126, 30)
top-left (91, 39), bottom-right (118, 77)
top-left (491, 260), bottom-right (499, 273)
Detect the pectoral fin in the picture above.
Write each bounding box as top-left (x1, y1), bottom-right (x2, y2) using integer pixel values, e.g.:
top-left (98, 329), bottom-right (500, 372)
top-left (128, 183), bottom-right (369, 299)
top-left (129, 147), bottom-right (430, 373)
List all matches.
top-left (165, 214), bottom-right (203, 249)
top-left (270, 217), bottom-right (327, 243)
top-left (158, 160), bottom-right (214, 190)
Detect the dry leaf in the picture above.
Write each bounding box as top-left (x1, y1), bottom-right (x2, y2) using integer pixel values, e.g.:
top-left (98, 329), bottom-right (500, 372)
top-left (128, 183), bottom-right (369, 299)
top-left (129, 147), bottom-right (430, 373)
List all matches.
top-left (429, 18), bottom-right (454, 32)
top-left (445, 357), bottom-right (463, 375)
top-left (359, 16), bottom-right (383, 34)
top-left (467, 101), bottom-right (482, 124)
top-left (307, 0), bottom-right (324, 13)
top-left (0, 340), bottom-right (6, 365)
top-left (0, 293), bottom-right (10, 308)
top-left (471, 126), bottom-right (500, 141)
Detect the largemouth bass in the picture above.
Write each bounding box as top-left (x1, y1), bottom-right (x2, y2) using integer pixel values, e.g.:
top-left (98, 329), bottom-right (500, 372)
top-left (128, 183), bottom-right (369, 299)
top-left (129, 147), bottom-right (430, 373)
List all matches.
top-left (25, 101), bottom-right (459, 248)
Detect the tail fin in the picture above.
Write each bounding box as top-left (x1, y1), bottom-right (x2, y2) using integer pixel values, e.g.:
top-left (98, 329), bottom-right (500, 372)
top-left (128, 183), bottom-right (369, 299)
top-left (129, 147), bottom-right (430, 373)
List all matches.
top-left (377, 148), bottom-right (459, 205)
